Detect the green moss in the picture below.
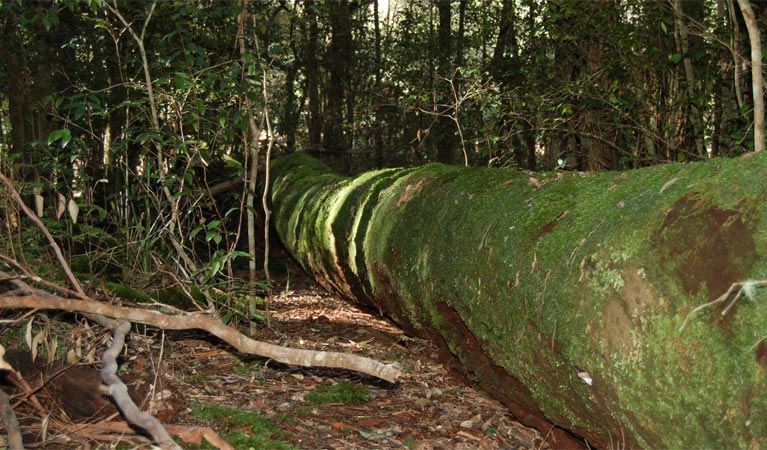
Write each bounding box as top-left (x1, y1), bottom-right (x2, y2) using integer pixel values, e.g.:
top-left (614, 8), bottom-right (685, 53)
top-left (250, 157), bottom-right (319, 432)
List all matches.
top-left (403, 437), bottom-right (419, 449)
top-left (305, 381), bottom-right (369, 405)
top-left (271, 151), bottom-right (767, 448)
top-left (189, 403), bottom-right (295, 450)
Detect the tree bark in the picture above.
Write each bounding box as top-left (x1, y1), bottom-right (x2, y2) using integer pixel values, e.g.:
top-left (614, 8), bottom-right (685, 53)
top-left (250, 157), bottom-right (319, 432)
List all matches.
top-left (322, 1), bottom-right (353, 151)
top-left (673, 0), bottom-right (707, 157)
top-left (270, 152), bottom-right (767, 449)
top-left (373, 0), bottom-right (384, 166)
top-left (736, 0), bottom-right (764, 152)
top-left (302, 0), bottom-right (322, 147)
top-left (433, 0), bottom-right (457, 164)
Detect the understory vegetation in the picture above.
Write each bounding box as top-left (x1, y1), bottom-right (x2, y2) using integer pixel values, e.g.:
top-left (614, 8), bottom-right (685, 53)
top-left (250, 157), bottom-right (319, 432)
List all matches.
top-left (0, 0), bottom-right (762, 309)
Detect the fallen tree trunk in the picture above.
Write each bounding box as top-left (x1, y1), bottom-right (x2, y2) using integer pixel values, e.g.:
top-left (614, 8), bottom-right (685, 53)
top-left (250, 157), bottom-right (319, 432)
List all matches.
top-left (270, 152), bottom-right (767, 449)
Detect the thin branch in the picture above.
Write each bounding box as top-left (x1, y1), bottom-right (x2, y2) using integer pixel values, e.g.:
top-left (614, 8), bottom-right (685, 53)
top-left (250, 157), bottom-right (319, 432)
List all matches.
top-left (0, 173), bottom-right (85, 298)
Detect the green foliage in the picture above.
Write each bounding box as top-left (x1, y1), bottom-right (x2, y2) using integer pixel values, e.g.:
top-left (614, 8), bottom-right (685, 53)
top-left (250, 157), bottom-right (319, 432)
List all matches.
top-left (305, 381), bottom-right (370, 405)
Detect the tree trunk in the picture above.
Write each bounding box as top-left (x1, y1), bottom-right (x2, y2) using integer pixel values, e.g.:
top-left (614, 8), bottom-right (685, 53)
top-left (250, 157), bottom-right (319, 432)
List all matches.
top-left (373, 0), bottom-right (384, 166)
top-left (302, 0), bottom-right (322, 147)
top-left (322, 1), bottom-right (353, 152)
top-left (673, 0), bottom-right (707, 157)
top-left (270, 152), bottom-right (767, 449)
top-left (433, 0), bottom-right (457, 164)
top-left (736, 0), bottom-right (764, 152)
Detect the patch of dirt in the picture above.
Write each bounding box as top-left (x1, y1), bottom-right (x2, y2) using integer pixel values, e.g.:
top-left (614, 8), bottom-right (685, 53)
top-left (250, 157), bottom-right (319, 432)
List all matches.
top-left (2, 269), bottom-right (554, 449)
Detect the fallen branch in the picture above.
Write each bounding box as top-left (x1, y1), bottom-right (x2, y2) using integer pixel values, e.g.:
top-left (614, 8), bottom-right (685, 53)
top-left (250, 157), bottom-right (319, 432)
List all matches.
top-left (0, 288), bottom-right (402, 383)
top-left (101, 320), bottom-right (180, 450)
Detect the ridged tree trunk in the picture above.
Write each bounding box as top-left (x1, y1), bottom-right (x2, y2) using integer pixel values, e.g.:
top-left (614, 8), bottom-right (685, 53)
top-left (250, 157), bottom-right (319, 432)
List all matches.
top-left (270, 152), bottom-right (767, 449)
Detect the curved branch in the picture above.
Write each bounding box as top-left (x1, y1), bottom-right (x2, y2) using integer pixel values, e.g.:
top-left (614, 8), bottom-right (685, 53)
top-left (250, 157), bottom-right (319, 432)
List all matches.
top-left (0, 290), bottom-right (402, 383)
top-left (101, 320), bottom-right (180, 449)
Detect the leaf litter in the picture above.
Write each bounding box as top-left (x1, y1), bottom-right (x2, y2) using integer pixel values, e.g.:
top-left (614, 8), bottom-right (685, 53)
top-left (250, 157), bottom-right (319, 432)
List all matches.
top-left (1, 267), bottom-right (553, 449)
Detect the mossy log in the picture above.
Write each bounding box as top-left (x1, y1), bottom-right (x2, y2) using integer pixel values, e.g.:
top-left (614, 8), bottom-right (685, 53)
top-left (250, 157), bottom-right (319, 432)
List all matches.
top-left (269, 152), bottom-right (767, 449)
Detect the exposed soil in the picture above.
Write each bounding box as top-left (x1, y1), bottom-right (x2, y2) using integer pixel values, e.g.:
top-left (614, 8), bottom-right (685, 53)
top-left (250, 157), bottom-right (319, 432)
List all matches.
top-left (1, 269), bottom-right (554, 449)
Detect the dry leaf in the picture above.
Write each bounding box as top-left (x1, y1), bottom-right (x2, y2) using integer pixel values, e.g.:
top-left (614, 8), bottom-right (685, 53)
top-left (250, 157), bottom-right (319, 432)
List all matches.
top-left (47, 335), bottom-right (58, 364)
top-left (35, 193), bottom-right (44, 217)
top-left (577, 371), bottom-right (593, 386)
top-left (56, 193), bottom-right (66, 219)
top-left (659, 177), bottom-right (680, 194)
top-left (0, 344), bottom-right (14, 371)
top-left (68, 198), bottom-right (79, 223)
top-left (7, 211), bottom-right (18, 231)
top-left (31, 328), bottom-right (48, 362)
top-left (24, 319), bottom-right (33, 353)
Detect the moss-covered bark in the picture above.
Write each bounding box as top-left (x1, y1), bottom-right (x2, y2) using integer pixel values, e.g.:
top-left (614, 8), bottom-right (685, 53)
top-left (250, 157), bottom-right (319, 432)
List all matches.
top-left (270, 152), bottom-right (767, 449)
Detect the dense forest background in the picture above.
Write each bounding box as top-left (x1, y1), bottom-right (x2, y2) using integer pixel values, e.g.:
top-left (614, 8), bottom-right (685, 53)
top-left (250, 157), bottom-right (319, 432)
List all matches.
top-left (0, 0), bottom-right (765, 305)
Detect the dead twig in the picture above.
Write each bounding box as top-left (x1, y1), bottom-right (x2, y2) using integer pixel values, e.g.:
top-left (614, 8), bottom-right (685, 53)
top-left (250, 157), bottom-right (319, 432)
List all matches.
top-left (679, 279), bottom-right (767, 332)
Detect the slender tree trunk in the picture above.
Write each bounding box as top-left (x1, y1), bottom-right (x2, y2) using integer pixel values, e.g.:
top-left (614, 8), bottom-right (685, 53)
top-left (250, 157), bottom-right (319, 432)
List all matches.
top-left (433, 0), bottom-right (456, 164)
top-left (303, 0), bottom-right (321, 147)
top-left (373, 0), bottom-right (384, 166)
top-left (323, 1), bottom-right (353, 151)
top-left (736, 0), bottom-right (764, 152)
top-left (673, 0), bottom-right (706, 157)
top-left (729, 0), bottom-right (746, 110)
top-left (1, 7), bottom-right (36, 186)
top-left (455, 0), bottom-right (467, 68)
top-left (4, 51), bottom-right (33, 168)
top-left (237, 0), bottom-right (268, 331)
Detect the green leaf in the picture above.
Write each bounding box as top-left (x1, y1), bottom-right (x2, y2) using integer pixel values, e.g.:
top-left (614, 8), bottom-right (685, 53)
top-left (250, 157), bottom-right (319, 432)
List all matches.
top-left (670, 53), bottom-right (683, 64)
top-left (90, 204), bottom-right (108, 221)
top-left (189, 225), bottom-right (203, 239)
top-left (174, 72), bottom-right (192, 91)
top-left (209, 259), bottom-right (221, 277)
top-left (47, 129), bottom-right (72, 148)
top-left (229, 250), bottom-right (250, 259)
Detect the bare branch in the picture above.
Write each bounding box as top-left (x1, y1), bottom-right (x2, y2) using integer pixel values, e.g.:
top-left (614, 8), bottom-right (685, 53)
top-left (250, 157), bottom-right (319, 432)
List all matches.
top-left (0, 289), bottom-right (402, 383)
top-left (101, 320), bottom-right (180, 449)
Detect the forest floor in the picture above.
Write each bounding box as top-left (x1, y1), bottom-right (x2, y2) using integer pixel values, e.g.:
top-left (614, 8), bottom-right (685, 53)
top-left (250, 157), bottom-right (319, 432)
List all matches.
top-left (3, 268), bottom-right (553, 449)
